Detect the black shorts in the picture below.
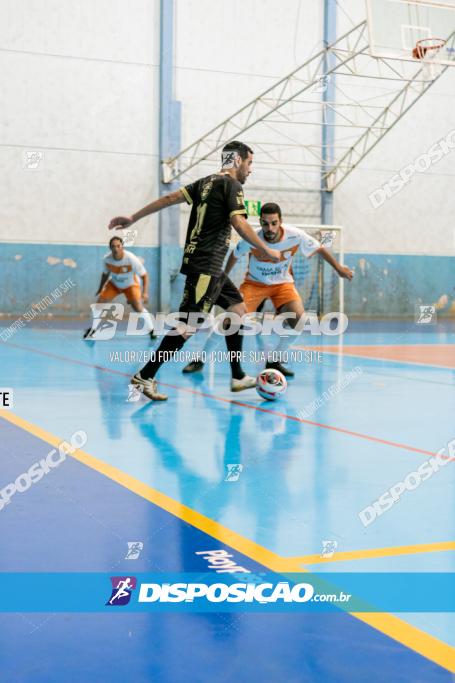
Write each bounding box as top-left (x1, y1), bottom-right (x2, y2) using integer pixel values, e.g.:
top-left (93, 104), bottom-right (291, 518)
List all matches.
top-left (179, 272), bottom-right (243, 314)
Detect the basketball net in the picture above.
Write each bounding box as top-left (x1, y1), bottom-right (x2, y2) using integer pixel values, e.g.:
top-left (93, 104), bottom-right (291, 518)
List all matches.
top-left (413, 38), bottom-right (446, 81)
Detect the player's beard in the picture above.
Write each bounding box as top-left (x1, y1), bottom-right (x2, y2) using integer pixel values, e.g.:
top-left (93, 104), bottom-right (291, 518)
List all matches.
top-left (237, 168), bottom-right (248, 184)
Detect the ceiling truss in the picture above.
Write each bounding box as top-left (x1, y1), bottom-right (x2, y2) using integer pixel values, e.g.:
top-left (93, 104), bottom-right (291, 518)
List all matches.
top-left (162, 20), bottom-right (450, 202)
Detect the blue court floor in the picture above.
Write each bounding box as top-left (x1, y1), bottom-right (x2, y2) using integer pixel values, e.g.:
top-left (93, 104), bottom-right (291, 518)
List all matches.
top-left (0, 320), bottom-right (454, 682)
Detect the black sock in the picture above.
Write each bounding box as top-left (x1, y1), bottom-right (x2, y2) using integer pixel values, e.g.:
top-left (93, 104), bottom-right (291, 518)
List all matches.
top-left (139, 333), bottom-right (187, 379)
top-left (225, 329), bottom-right (245, 380)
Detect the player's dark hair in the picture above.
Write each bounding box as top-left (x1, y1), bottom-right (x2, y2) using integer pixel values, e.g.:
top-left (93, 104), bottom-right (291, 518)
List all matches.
top-left (260, 202), bottom-right (282, 218)
top-left (221, 141), bottom-right (253, 160)
top-left (109, 236), bottom-right (123, 248)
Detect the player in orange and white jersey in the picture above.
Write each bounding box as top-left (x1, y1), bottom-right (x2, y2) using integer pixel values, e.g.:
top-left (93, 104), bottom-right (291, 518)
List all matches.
top-left (84, 236), bottom-right (155, 339)
top-left (183, 202), bottom-right (353, 376)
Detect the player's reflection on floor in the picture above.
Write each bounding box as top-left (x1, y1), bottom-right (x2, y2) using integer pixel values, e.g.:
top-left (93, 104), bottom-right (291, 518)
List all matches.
top-left (94, 366), bottom-right (128, 440)
top-left (130, 396), bottom-right (303, 550)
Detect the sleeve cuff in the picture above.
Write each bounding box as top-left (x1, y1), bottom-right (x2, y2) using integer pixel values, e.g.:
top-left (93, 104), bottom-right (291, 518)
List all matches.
top-left (229, 209), bottom-right (247, 218)
top-left (306, 247), bottom-right (322, 258)
top-left (181, 187), bottom-right (192, 205)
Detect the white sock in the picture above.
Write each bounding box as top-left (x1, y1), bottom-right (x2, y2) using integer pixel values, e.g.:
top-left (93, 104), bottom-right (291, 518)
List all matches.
top-left (139, 308), bottom-right (154, 333)
top-left (89, 303), bottom-right (100, 332)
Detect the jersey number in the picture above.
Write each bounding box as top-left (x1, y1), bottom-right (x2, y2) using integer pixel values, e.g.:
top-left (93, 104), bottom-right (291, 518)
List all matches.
top-left (189, 203), bottom-right (207, 243)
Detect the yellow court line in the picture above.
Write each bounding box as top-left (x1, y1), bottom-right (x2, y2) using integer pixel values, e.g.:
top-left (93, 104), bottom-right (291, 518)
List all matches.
top-left (1, 410), bottom-right (454, 673)
top-left (289, 541), bottom-right (455, 566)
top-left (0, 411), bottom-right (289, 573)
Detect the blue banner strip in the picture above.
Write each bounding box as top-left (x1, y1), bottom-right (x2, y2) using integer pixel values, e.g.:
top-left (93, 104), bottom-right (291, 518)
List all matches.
top-left (0, 573), bottom-right (454, 612)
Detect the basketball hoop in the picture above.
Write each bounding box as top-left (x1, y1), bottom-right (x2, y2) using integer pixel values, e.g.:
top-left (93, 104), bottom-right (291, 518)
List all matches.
top-left (412, 37), bottom-right (446, 60)
top-left (412, 38), bottom-right (446, 80)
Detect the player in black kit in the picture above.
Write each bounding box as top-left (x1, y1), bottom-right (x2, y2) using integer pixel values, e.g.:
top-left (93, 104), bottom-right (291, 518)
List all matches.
top-left (108, 141), bottom-right (279, 400)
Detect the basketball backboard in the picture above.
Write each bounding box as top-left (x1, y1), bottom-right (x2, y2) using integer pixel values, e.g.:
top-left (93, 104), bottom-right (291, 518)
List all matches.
top-left (366, 0), bottom-right (455, 65)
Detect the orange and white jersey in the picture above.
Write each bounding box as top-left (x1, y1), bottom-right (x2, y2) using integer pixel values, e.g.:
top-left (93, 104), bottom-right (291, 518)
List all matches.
top-left (103, 250), bottom-right (146, 290)
top-left (233, 224), bottom-right (320, 285)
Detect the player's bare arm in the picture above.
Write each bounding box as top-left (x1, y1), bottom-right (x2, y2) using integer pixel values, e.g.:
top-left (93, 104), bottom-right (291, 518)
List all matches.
top-left (224, 251), bottom-right (238, 276)
top-left (96, 272), bottom-right (109, 295)
top-left (231, 214), bottom-right (279, 262)
top-left (141, 273), bottom-right (149, 304)
top-left (316, 247), bottom-right (354, 280)
top-left (108, 189), bottom-right (187, 230)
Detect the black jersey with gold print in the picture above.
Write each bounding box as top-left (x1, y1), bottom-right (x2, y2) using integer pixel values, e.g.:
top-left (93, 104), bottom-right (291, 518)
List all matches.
top-left (180, 173), bottom-right (247, 276)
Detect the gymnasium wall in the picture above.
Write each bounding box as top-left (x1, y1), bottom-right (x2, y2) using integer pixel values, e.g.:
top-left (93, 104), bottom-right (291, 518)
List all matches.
top-left (0, 0), bottom-right (161, 247)
top-left (338, 71), bottom-right (455, 316)
top-left (336, 0), bottom-right (455, 316)
top-left (1, 0), bottom-right (454, 318)
top-left (0, 0), bottom-right (162, 317)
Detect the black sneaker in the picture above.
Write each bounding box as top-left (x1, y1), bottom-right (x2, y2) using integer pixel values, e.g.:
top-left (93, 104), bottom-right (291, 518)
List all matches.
top-left (83, 327), bottom-right (94, 339)
top-left (266, 360), bottom-right (295, 378)
top-left (182, 360), bottom-right (205, 374)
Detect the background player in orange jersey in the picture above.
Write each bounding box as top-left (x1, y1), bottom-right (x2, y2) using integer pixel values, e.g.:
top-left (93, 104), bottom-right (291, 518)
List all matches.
top-left (183, 202), bottom-right (353, 376)
top-left (84, 236), bottom-right (155, 339)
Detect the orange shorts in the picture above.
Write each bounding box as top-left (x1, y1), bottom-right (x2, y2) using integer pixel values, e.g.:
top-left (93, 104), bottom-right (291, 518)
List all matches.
top-left (239, 281), bottom-right (301, 312)
top-left (99, 281), bottom-right (142, 303)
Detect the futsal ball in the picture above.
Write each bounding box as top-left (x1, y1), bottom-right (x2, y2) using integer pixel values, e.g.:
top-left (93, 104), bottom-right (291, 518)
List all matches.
top-left (256, 368), bottom-right (287, 401)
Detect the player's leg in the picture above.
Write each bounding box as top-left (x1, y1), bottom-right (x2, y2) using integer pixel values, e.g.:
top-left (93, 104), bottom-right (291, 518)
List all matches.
top-left (182, 279), bottom-right (266, 382)
top-left (267, 284), bottom-right (305, 377)
top-left (240, 282), bottom-right (268, 356)
top-left (131, 273), bottom-right (217, 400)
top-left (125, 284), bottom-right (156, 339)
top-left (181, 307), bottom-right (224, 374)
top-left (216, 276), bottom-right (258, 391)
top-left (83, 282), bottom-right (119, 339)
